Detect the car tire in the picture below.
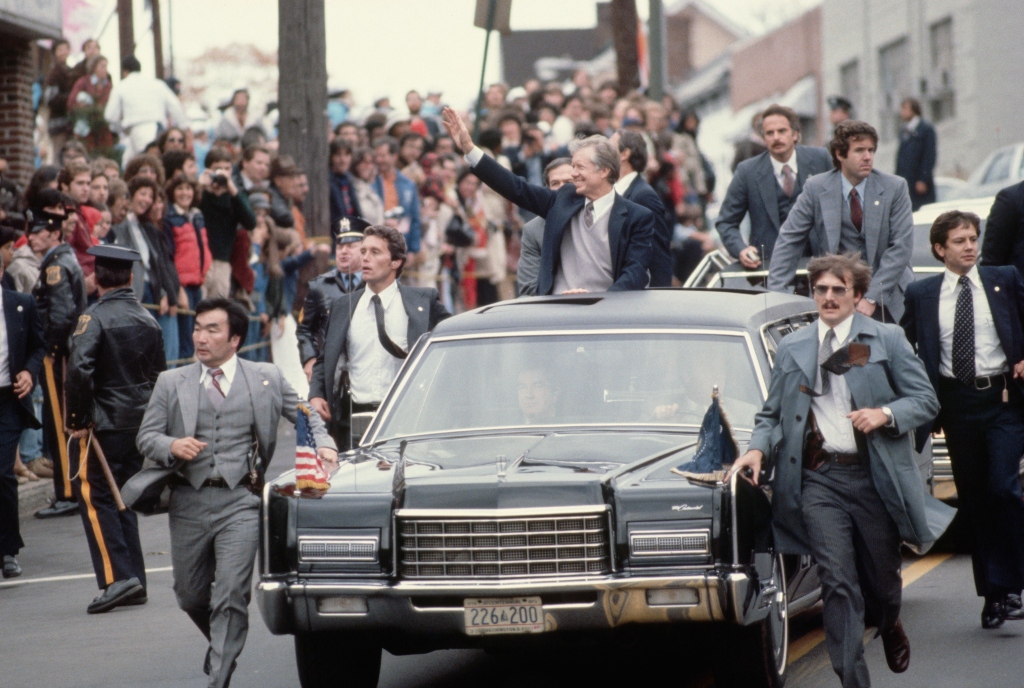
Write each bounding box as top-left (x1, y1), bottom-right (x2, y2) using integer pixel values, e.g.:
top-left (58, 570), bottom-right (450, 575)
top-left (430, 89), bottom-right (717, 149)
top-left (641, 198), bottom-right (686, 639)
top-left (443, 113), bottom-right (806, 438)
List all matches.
top-left (711, 553), bottom-right (788, 688)
top-left (295, 632), bottom-right (382, 688)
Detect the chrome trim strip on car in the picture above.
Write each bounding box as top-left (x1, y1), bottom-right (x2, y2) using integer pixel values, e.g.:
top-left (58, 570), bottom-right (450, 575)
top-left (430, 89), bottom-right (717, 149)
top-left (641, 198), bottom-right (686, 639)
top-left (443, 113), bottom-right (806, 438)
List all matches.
top-left (730, 470), bottom-right (739, 568)
top-left (396, 506), bottom-right (610, 519)
top-left (261, 481), bottom-right (272, 576)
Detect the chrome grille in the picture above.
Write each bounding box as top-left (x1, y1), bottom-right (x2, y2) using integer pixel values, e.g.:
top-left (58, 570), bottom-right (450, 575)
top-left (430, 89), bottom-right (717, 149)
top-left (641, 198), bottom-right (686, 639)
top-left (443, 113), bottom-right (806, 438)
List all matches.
top-left (398, 511), bottom-right (611, 579)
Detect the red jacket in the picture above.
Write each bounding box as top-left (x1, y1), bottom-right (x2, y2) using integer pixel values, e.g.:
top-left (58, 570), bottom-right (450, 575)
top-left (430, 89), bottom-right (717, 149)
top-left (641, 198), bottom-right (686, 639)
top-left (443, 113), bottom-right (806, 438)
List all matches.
top-left (68, 207), bottom-right (100, 275)
top-left (163, 206), bottom-right (212, 287)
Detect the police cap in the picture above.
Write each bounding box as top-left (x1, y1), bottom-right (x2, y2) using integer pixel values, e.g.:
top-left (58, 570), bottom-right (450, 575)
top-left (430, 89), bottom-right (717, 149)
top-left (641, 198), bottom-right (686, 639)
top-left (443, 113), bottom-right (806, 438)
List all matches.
top-left (27, 210), bottom-right (65, 234)
top-left (337, 216), bottom-right (370, 244)
top-left (87, 244), bottom-right (142, 270)
top-left (827, 95), bottom-right (853, 113)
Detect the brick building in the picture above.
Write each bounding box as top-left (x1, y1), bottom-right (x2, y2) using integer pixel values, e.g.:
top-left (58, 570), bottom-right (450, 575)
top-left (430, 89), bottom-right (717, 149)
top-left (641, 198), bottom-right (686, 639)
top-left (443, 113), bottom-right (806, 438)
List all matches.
top-left (0, 0), bottom-right (62, 188)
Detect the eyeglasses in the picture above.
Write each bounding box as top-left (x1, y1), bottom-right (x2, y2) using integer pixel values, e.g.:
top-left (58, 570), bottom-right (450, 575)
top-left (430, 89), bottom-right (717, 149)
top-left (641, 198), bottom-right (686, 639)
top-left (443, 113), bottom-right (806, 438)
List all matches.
top-left (812, 285), bottom-right (849, 297)
top-left (167, 137), bottom-right (184, 143)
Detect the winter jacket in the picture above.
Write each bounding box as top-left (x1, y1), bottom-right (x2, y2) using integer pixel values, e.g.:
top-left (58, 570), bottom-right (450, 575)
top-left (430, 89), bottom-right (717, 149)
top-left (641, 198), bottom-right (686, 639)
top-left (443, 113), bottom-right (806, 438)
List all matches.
top-left (164, 205), bottom-right (212, 287)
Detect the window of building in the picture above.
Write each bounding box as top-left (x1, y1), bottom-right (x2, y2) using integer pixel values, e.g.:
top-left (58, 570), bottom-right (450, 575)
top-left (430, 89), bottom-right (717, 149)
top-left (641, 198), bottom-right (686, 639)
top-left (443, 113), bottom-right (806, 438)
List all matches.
top-left (929, 18), bottom-right (956, 123)
top-left (878, 38), bottom-right (910, 143)
top-left (839, 60), bottom-right (860, 117)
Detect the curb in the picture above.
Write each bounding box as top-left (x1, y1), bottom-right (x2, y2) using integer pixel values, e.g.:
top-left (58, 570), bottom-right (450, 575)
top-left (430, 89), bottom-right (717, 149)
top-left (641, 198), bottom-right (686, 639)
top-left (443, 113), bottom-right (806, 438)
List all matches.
top-left (18, 478), bottom-right (54, 516)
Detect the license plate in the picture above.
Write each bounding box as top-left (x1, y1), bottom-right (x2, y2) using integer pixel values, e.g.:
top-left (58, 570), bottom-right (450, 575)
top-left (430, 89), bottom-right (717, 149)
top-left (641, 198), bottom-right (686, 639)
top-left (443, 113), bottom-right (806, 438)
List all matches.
top-left (464, 597), bottom-right (545, 636)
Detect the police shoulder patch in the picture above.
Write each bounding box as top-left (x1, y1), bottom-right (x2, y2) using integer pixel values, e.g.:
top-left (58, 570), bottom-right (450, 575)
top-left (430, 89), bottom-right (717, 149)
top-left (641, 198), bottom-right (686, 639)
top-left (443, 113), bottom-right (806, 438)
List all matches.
top-left (74, 314), bottom-right (91, 336)
top-left (46, 265), bottom-right (62, 285)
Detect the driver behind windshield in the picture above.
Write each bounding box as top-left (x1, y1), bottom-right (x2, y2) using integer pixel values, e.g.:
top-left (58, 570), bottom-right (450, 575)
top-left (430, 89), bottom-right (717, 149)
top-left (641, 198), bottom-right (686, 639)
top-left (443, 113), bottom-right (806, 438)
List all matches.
top-left (517, 366), bottom-right (559, 425)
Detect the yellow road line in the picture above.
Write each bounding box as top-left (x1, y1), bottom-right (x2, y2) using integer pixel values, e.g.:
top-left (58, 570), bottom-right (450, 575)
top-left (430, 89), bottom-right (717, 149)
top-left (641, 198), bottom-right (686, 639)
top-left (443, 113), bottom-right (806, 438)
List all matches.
top-left (787, 552), bottom-right (952, 665)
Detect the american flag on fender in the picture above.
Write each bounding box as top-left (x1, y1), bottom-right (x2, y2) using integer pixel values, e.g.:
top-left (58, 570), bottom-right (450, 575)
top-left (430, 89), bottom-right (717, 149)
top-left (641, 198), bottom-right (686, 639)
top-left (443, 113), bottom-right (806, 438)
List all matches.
top-left (295, 404), bottom-right (331, 491)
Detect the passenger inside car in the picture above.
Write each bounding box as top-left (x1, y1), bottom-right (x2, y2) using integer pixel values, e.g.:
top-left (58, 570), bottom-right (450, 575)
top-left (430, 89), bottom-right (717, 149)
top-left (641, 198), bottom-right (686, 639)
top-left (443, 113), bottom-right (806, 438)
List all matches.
top-left (516, 366), bottom-right (559, 425)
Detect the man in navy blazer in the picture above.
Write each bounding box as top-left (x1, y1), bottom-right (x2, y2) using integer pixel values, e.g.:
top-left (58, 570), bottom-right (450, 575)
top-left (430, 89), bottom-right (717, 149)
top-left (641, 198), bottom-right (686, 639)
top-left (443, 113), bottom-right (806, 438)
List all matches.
top-left (894, 98), bottom-right (937, 211)
top-left (717, 104), bottom-right (832, 269)
top-left (901, 210), bottom-right (1024, 628)
top-left (611, 129), bottom-right (673, 286)
top-left (443, 108), bottom-right (654, 294)
top-left (0, 233), bottom-right (47, 579)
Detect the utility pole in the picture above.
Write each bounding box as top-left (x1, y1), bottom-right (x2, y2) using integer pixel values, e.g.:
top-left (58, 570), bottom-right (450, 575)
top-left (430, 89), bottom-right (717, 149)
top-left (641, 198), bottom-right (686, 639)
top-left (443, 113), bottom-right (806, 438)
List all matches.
top-left (611, 0), bottom-right (640, 93)
top-left (117, 0), bottom-right (135, 67)
top-left (278, 0), bottom-right (329, 238)
top-left (647, 0), bottom-right (668, 100)
top-left (151, 0), bottom-right (165, 79)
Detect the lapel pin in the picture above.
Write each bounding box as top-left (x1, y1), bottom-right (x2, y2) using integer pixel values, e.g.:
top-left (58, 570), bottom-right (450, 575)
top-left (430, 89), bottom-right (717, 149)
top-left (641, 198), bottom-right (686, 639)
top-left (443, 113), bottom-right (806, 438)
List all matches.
top-left (16, 305), bottom-right (23, 312)
top-left (418, 306), bottom-right (423, 311)
top-left (995, 286), bottom-right (1001, 292)
top-left (263, 380), bottom-right (269, 386)
top-left (874, 200), bottom-right (879, 205)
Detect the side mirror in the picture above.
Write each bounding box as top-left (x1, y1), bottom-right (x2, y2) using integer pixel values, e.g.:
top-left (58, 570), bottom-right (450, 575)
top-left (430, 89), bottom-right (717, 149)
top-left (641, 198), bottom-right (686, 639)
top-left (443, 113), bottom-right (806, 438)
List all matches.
top-left (350, 411), bottom-right (376, 447)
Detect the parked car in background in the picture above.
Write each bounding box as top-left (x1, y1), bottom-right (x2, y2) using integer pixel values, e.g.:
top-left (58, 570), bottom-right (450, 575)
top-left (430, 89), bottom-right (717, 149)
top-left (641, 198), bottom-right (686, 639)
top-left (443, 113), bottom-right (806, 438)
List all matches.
top-left (952, 142), bottom-right (1024, 199)
top-left (934, 175), bottom-right (969, 202)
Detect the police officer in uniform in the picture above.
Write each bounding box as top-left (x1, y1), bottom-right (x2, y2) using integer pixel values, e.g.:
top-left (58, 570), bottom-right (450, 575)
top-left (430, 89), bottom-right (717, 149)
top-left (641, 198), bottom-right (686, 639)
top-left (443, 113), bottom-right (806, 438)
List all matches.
top-left (66, 245), bottom-right (166, 613)
top-left (297, 217), bottom-right (368, 381)
top-left (32, 211), bottom-right (88, 518)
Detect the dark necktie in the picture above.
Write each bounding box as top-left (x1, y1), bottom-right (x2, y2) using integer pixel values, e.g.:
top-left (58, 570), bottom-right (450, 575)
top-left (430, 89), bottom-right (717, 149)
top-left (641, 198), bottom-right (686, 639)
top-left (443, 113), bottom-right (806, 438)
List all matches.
top-left (207, 368), bottom-right (225, 410)
top-left (849, 188), bottom-right (863, 232)
top-left (583, 201), bottom-right (594, 228)
top-left (370, 294), bottom-right (407, 359)
top-left (819, 328), bottom-right (835, 395)
top-left (782, 164), bottom-right (795, 197)
top-left (952, 275), bottom-right (976, 386)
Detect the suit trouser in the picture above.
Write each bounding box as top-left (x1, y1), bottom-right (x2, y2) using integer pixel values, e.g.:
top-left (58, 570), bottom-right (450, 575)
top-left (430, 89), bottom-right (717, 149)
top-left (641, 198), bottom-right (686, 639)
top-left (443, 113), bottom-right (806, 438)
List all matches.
top-left (802, 461), bottom-right (902, 688)
top-left (0, 392), bottom-right (26, 557)
top-left (939, 378), bottom-right (1024, 598)
top-left (169, 483), bottom-right (259, 688)
top-left (41, 355), bottom-right (75, 502)
top-left (70, 431), bottom-right (146, 589)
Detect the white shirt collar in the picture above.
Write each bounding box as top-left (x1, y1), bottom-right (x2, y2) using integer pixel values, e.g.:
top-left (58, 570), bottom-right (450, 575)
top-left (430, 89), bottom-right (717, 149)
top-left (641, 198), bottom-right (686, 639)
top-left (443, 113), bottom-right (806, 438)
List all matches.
top-left (818, 312), bottom-right (855, 345)
top-left (770, 150), bottom-right (798, 178)
top-left (943, 264), bottom-right (980, 290)
top-left (584, 188), bottom-right (616, 223)
top-left (906, 116), bottom-right (921, 132)
top-left (613, 171), bottom-right (638, 195)
top-left (364, 279), bottom-right (401, 310)
top-left (201, 354), bottom-right (237, 384)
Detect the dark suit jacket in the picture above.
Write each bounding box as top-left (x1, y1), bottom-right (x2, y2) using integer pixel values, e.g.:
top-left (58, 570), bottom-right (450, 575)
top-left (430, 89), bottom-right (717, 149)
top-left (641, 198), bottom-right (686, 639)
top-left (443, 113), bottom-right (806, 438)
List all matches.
top-left (716, 146), bottom-right (832, 266)
top-left (981, 180), bottom-right (1024, 275)
top-left (895, 119), bottom-right (937, 209)
top-left (622, 173), bottom-right (673, 287)
top-left (3, 289), bottom-right (45, 429)
top-left (471, 155), bottom-right (654, 295)
top-left (901, 265), bottom-right (1024, 448)
top-left (308, 284), bottom-right (450, 419)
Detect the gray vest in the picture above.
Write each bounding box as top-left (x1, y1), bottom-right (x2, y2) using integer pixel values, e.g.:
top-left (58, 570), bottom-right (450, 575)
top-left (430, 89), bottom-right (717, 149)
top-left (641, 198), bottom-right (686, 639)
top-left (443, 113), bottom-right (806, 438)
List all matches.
top-left (181, 371), bottom-right (256, 489)
top-left (839, 196), bottom-right (866, 258)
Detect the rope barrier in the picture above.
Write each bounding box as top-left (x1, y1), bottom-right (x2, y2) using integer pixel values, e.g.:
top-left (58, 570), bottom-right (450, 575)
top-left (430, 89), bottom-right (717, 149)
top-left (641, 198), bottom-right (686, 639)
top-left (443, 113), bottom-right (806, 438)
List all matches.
top-left (141, 302), bottom-right (263, 321)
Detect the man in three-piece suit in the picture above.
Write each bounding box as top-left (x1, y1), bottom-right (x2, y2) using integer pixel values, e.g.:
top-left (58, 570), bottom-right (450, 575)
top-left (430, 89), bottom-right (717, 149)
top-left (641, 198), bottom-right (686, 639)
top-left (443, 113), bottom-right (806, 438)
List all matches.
top-left (902, 210), bottom-right (1024, 628)
top-left (517, 158), bottom-right (573, 296)
top-left (137, 298), bottom-right (337, 688)
top-left (980, 178), bottom-right (1024, 276)
top-left (895, 98), bottom-right (937, 211)
top-left (732, 253), bottom-right (942, 688)
top-left (0, 228), bottom-right (47, 579)
top-left (717, 104), bottom-right (832, 270)
top-left (442, 107), bottom-right (654, 295)
top-left (768, 120), bottom-right (915, 322)
top-left (309, 225), bottom-right (450, 450)
top-left (610, 129), bottom-right (674, 287)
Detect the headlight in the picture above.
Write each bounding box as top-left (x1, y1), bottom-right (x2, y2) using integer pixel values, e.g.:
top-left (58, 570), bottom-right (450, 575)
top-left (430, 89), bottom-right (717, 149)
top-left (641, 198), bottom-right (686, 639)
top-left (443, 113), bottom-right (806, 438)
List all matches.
top-left (629, 529), bottom-right (710, 558)
top-left (298, 535), bottom-right (379, 563)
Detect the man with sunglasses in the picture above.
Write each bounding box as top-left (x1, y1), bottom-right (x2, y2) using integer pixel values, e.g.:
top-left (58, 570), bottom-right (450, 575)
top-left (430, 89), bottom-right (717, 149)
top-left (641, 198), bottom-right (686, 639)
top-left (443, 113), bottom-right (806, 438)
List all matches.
top-left (731, 253), bottom-right (943, 688)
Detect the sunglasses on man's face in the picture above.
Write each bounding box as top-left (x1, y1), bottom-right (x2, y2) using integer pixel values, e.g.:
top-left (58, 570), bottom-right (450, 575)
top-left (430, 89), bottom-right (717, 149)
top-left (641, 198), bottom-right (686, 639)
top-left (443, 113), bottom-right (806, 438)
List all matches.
top-left (812, 285), bottom-right (850, 297)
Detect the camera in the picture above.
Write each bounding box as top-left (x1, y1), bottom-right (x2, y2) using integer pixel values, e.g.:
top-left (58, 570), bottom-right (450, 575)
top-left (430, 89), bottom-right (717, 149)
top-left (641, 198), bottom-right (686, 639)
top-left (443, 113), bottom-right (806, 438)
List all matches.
top-left (384, 206), bottom-right (405, 220)
top-left (211, 174), bottom-right (228, 187)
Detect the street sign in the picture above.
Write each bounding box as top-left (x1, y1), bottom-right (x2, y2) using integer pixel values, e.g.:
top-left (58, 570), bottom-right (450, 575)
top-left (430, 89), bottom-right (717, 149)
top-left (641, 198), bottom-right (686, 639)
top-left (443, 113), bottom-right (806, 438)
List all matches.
top-left (474, 0), bottom-right (512, 35)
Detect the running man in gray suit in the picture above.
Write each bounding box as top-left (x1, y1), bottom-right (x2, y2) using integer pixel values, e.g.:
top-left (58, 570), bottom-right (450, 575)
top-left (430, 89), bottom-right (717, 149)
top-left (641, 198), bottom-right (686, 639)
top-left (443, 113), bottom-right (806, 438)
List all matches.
top-left (137, 298), bottom-right (337, 688)
top-left (731, 253), bottom-right (943, 688)
top-left (767, 120), bottom-right (915, 322)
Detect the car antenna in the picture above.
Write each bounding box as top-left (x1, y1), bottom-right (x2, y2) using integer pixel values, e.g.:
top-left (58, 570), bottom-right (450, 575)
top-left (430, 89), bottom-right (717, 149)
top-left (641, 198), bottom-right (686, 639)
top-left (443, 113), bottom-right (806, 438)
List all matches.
top-left (762, 244), bottom-right (769, 330)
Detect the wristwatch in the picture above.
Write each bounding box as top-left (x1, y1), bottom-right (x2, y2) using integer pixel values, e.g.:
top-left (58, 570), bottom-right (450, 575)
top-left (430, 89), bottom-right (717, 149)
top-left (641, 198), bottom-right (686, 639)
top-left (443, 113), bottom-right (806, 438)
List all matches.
top-left (881, 406), bottom-right (895, 428)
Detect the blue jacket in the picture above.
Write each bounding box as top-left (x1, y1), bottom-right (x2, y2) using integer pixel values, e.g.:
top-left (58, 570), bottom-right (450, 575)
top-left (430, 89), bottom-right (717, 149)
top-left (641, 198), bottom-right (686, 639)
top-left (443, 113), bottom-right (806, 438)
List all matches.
top-left (901, 265), bottom-right (1024, 446)
top-left (372, 171), bottom-right (421, 253)
top-left (895, 119), bottom-right (937, 209)
top-left (622, 173), bottom-right (673, 287)
top-left (470, 154), bottom-right (654, 294)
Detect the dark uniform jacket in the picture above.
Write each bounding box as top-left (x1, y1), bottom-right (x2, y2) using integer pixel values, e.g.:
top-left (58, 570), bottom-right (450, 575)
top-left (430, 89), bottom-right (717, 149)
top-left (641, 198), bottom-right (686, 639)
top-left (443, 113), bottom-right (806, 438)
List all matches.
top-left (296, 268), bottom-right (363, 364)
top-left (65, 288), bottom-right (167, 432)
top-left (981, 180), bottom-right (1024, 276)
top-left (32, 243), bottom-right (87, 357)
top-left (3, 288), bottom-right (46, 429)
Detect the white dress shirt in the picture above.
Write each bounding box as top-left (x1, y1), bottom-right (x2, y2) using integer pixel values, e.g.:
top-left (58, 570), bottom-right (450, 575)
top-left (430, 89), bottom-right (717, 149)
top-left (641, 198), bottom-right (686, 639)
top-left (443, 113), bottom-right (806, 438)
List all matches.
top-left (904, 116), bottom-right (921, 135)
top-left (347, 281), bottom-right (409, 404)
top-left (614, 171), bottom-right (638, 195)
top-left (201, 354), bottom-right (237, 398)
top-left (770, 151), bottom-right (798, 190)
top-left (0, 294), bottom-right (10, 387)
top-left (811, 315), bottom-right (858, 454)
top-left (104, 72), bottom-right (187, 131)
top-left (938, 266), bottom-right (1008, 378)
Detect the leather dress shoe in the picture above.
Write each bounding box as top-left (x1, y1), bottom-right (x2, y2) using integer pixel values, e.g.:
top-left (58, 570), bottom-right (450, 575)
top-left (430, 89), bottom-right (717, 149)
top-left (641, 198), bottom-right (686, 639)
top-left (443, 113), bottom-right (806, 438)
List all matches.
top-left (35, 500), bottom-right (78, 518)
top-left (881, 618), bottom-right (910, 673)
top-left (1006, 593), bottom-right (1022, 610)
top-left (982, 597), bottom-right (1024, 628)
top-left (2, 555), bottom-right (22, 579)
top-left (87, 577), bottom-right (144, 614)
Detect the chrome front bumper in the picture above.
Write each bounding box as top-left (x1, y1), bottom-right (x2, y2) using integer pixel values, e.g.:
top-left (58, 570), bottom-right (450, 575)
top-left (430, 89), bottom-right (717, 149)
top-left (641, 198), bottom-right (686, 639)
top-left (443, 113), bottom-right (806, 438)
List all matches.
top-left (257, 570), bottom-right (765, 636)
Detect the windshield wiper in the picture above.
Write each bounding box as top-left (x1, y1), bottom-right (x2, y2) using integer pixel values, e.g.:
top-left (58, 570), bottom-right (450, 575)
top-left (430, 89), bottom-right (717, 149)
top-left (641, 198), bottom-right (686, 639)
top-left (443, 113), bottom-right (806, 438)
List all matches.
top-left (517, 457), bottom-right (622, 473)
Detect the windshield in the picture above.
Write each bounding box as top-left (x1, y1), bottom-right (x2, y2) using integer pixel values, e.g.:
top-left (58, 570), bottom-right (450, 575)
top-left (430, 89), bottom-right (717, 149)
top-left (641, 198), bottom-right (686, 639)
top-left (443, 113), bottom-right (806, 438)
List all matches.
top-left (373, 332), bottom-right (763, 441)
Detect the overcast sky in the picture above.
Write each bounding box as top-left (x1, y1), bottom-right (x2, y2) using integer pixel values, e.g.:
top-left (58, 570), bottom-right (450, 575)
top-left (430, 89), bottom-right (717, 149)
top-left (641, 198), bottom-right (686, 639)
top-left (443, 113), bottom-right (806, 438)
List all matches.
top-left (87, 0), bottom-right (821, 109)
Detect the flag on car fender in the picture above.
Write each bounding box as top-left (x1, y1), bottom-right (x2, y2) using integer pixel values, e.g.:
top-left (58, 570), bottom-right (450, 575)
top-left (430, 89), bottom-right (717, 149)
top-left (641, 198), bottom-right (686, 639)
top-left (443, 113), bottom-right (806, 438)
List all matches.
top-left (675, 393), bottom-right (737, 474)
top-left (295, 404), bottom-right (330, 491)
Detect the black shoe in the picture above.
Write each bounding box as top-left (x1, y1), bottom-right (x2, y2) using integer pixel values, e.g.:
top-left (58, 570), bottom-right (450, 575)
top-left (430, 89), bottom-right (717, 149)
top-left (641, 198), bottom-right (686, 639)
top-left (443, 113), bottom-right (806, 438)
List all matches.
top-left (87, 577), bottom-right (144, 614)
top-left (1007, 593), bottom-right (1022, 610)
top-left (2, 555), bottom-right (21, 579)
top-left (35, 500), bottom-right (78, 518)
top-left (122, 587), bottom-right (147, 606)
top-left (982, 599), bottom-right (1006, 629)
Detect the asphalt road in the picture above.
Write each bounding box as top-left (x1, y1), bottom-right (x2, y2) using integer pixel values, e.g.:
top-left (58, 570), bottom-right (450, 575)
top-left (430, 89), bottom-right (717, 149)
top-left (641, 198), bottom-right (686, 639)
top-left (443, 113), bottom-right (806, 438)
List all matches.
top-left (3, 423), bottom-right (1022, 687)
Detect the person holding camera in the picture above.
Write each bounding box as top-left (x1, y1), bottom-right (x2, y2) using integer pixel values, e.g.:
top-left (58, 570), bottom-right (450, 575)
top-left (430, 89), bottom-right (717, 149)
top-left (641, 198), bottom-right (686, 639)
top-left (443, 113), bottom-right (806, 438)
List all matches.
top-left (198, 148), bottom-right (256, 299)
